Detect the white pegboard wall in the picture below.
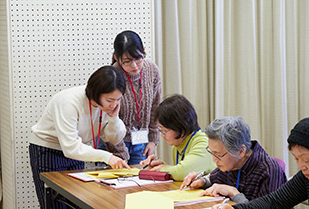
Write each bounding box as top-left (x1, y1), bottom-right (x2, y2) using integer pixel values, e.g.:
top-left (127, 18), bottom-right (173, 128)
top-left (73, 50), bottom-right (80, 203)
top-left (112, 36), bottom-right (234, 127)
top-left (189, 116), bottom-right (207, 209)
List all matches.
top-left (3, 0), bottom-right (154, 208)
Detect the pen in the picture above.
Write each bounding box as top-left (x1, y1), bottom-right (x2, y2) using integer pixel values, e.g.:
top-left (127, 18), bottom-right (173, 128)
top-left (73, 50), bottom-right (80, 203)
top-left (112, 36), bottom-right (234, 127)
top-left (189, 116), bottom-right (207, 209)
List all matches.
top-left (95, 179), bottom-right (116, 186)
top-left (182, 170), bottom-right (207, 190)
top-left (142, 157), bottom-right (159, 169)
top-left (218, 198), bottom-right (230, 209)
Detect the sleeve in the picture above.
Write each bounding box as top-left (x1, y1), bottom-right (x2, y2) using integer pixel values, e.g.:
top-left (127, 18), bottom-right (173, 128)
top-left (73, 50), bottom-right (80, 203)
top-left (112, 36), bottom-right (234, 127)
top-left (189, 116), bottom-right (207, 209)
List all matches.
top-left (200, 175), bottom-right (212, 189)
top-left (232, 193), bottom-right (249, 204)
top-left (147, 62), bottom-right (162, 144)
top-left (100, 114), bottom-right (126, 146)
top-left (51, 95), bottom-right (124, 163)
top-left (233, 171), bottom-right (308, 209)
top-left (160, 135), bottom-right (216, 181)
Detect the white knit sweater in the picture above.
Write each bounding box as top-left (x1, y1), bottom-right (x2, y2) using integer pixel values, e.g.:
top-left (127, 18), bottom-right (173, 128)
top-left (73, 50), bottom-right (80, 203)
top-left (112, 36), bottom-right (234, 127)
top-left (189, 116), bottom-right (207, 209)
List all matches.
top-left (30, 85), bottom-right (126, 163)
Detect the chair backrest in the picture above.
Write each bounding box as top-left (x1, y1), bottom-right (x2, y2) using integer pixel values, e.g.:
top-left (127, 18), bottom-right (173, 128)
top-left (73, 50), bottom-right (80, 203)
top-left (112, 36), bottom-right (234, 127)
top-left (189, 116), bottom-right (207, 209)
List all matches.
top-left (272, 157), bottom-right (285, 172)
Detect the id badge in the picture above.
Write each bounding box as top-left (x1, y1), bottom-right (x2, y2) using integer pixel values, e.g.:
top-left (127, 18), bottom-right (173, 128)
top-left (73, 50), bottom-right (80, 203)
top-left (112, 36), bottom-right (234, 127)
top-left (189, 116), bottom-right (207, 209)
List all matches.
top-left (131, 128), bottom-right (149, 145)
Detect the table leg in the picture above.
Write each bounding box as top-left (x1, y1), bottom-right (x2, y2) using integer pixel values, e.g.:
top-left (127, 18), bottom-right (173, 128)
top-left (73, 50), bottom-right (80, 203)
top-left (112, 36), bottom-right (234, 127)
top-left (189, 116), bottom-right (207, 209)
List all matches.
top-left (44, 183), bottom-right (52, 209)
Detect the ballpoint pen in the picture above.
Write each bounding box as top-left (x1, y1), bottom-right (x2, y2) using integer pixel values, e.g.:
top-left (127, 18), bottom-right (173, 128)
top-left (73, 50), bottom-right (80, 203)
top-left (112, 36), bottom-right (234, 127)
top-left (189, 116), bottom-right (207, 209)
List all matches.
top-left (218, 198), bottom-right (230, 209)
top-left (182, 170), bottom-right (207, 190)
top-left (142, 157), bottom-right (159, 169)
top-left (95, 179), bottom-right (116, 186)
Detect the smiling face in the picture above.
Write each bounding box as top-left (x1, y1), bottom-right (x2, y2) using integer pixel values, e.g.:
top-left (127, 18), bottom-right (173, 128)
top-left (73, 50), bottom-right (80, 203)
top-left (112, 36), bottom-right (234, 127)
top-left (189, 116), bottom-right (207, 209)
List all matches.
top-left (91, 89), bottom-right (122, 115)
top-left (158, 122), bottom-right (185, 147)
top-left (291, 145), bottom-right (309, 179)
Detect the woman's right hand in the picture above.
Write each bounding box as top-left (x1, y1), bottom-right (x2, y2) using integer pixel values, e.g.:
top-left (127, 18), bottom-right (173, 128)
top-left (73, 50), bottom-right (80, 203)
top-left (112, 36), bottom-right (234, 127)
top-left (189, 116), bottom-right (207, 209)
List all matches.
top-left (180, 172), bottom-right (205, 190)
top-left (108, 155), bottom-right (131, 169)
top-left (139, 154), bottom-right (159, 168)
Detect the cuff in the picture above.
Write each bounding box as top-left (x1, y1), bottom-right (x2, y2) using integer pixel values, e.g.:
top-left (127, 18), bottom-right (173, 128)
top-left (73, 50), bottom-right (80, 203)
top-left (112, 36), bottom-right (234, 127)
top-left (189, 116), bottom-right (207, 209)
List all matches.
top-left (231, 193), bottom-right (249, 204)
top-left (200, 176), bottom-right (212, 190)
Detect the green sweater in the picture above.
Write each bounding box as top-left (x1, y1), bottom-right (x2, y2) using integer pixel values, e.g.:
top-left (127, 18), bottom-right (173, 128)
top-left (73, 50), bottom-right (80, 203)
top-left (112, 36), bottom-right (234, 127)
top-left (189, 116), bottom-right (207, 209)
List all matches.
top-left (160, 130), bottom-right (216, 181)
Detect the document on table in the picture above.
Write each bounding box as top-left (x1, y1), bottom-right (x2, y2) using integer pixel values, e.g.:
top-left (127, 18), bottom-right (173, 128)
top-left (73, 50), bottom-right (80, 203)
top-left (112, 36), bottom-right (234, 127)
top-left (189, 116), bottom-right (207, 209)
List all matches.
top-left (95, 176), bottom-right (174, 189)
top-left (155, 189), bottom-right (224, 206)
top-left (125, 191), bottom-right (174, 209)
top-left (67, 168), bottom-right (140, 181)
top-left (125, 189), bottom-right (225, 208)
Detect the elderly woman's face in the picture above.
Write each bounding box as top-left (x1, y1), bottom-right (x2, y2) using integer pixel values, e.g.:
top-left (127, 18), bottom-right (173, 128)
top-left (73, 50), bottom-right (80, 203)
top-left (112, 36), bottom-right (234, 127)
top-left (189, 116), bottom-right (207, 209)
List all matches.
top-left (291, 145), bottom-right (309, 179)
top-left (208, 139), bottom-right (240, 172)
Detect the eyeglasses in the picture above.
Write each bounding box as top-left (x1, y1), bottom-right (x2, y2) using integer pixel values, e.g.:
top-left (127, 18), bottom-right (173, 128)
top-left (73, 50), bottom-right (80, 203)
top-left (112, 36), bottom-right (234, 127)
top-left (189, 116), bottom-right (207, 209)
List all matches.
top-left (158, 126), bottom-right (171, 135)
top-left (122, 57), bottom-right (144, 67)
top-left (117, 174), bottom-right (141, 187)
top-left (206, 146), bottom-right (228, 161)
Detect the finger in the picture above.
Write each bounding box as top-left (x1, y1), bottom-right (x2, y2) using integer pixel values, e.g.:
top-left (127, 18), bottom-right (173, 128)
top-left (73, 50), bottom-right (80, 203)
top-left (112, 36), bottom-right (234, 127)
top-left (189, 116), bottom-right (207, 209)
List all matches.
top-left (123, 161), bottom-right (131, 170)
top-left (199, 190), bottom-right (208, 197)
top-left (142, 147), bottom-right (148, 156)
top-left (180, 182), bottom-right (186, 190)
top-left (139, 159), bottom-right (146, 166)
top-left (150, 160), bottom-right (161, 167)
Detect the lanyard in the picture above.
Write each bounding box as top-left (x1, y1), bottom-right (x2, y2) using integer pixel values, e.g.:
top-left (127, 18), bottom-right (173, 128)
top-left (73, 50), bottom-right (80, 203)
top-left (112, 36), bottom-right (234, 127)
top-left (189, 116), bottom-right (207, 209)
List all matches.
top-left (89, 100), bottom-right (102, 149)
top-left (123, 68), bottom-right (143, 130)
top-left (176, 128), bottom-right (200, 164)
top-left (227, 150), bottom-right (252, 189)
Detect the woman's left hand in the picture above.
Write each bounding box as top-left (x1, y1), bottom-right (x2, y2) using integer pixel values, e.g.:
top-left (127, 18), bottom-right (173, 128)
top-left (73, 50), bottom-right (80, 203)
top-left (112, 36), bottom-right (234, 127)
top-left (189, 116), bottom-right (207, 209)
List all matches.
top-left (142, 142), bottom-right (156, 156)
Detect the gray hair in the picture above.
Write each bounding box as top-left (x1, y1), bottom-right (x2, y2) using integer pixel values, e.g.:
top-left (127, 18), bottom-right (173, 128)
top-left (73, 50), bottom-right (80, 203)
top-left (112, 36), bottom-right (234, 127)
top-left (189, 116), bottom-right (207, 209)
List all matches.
top-left (205, 116), bottom-right (251, 158)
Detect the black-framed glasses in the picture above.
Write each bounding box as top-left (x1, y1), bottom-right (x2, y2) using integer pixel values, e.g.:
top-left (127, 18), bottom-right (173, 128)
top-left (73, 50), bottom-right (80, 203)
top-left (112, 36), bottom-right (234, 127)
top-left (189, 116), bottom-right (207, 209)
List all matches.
top-left (206, 146), bottom-right (228, 161)
top-left (122, 57), bottom-right (144, 67)
top-left (158, 126), bottom-right (170, 135)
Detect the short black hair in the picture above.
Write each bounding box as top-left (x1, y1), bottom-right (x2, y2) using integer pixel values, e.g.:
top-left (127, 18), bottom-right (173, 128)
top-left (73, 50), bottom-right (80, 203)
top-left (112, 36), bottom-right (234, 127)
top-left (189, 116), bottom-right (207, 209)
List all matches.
top-left (85, 65), bottom-right (125, 106)
top-left (112, 30), bottom-right (146, 64)
top-left (155, 94), bottom-right (199, 139)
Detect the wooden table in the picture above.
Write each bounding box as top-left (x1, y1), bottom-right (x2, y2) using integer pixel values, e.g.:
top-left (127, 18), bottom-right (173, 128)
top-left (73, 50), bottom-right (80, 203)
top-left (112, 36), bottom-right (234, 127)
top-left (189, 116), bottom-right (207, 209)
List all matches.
top-left (40, 169), bottom-right (233, 209)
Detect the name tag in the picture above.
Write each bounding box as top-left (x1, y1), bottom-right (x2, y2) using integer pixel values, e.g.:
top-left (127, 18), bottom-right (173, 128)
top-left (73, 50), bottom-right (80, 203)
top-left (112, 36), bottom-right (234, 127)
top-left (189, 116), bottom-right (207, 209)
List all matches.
top-left (131, 128), bottom-right (149, 145)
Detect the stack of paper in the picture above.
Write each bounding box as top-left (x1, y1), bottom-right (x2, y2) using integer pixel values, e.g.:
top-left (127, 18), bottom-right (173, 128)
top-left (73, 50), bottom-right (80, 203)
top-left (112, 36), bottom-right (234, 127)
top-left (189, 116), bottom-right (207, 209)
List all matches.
top-left (67, 168), bottom-right (140, 181)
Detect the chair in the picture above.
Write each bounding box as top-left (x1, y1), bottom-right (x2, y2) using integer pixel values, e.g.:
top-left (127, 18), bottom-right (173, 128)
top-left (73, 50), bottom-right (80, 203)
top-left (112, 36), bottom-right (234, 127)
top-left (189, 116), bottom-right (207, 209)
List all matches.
top-left (272, 157), bottom-right (285, 172)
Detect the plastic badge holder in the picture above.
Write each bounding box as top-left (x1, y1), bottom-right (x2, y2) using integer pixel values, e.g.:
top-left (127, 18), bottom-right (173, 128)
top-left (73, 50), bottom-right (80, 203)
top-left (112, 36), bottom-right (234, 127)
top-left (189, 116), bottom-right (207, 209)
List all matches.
top-left (139, 170), bottom-right (171, 181)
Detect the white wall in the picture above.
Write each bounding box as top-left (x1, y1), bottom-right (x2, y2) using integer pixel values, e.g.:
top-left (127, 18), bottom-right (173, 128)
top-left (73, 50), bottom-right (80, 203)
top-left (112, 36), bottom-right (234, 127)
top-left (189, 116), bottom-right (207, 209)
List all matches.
top-left (0, 0), bottom-right (154, 208)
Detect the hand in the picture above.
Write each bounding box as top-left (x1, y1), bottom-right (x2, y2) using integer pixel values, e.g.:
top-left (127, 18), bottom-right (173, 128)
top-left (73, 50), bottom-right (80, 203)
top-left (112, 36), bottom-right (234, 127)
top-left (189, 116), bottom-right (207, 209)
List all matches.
top-left (201, 183), bottom-right (239, 198)
top-left (180, 172), bottom-right (205, 190)
top-left (211, 203), bottom-right (233, 209)
top-left (107, 103), bottom-right (120, 117)
top-left (108, 155), bottom-right (131, 169)
top-left (149, 164), bottom-right (166, 171)
top-left (139, 154), bottom-right (160, 168)
top-left (142, 142), bottom-right (156, 156)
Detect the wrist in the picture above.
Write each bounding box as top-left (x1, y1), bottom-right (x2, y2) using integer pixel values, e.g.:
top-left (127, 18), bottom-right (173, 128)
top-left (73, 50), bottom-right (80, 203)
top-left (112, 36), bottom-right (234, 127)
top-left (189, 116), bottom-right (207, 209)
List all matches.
top-left (229, 188), bottom-right (240, 199)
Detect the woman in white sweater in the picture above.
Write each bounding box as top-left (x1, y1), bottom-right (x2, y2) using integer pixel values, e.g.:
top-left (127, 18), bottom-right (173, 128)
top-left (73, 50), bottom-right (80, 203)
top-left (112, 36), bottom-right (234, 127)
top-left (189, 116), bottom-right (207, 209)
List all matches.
top-left (29, 65), bottom-right (130, 208)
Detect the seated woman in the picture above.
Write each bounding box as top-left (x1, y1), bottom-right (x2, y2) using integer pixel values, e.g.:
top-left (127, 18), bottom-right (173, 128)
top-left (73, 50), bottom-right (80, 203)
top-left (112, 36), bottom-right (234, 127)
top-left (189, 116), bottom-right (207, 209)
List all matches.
top-left (139, 94), bottom-right (216, 181)
top-left (212, 117), bottom-right (309, 209)
top-left (180, 116), bottom-right (287, 203)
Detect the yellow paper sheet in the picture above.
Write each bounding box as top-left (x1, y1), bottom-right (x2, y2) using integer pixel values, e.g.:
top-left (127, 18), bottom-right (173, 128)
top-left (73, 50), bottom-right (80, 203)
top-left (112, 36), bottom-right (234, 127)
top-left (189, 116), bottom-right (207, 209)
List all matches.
top-left (85, 168), bottom-right (140, 179)
top-left (154, 189), bottom-right (214, 202)
top-left (125, 191), bottom-right (174, 209)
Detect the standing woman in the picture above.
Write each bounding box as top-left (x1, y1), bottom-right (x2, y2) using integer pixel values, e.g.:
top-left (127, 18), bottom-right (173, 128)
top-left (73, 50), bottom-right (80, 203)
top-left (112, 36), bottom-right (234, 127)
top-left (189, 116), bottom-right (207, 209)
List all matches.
top-left (101, 30), bottom-right (162, 165)
top-left (29, 65), bottom-right (130, 208)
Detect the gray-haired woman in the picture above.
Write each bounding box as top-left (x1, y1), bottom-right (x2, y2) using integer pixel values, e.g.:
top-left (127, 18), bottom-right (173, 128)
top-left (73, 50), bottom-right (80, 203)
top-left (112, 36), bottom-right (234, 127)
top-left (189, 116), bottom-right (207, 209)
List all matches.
top-left (181, 116), bottom-right (287, 204)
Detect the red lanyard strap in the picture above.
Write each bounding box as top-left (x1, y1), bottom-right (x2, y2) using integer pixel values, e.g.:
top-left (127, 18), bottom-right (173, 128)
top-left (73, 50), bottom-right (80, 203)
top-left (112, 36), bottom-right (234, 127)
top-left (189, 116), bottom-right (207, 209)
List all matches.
top-left (89, 100), bottom-right (102, 149)
top-left (124, 69), bottom-right (143, 129)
